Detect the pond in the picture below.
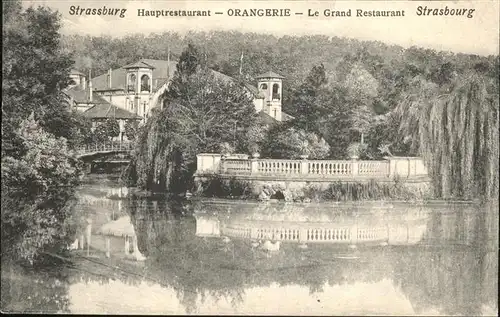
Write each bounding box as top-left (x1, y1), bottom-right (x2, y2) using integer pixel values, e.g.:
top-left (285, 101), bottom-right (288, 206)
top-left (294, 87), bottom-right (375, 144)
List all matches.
top-left (1, 175), bottom-right (498, 315)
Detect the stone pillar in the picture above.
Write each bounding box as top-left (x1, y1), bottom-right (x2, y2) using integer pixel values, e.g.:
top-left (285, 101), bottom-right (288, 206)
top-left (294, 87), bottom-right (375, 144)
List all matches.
top-left (351, 158), bottom-right (359, 177)
top-left (300, 156), bottom-right (309, 175)
top-left (298, 228), bottom-right (308, 243)
top-left (250, 227), bottom-right (259, 240)
top-left (105, 237), bottom-right (111, 258)
top-left (85, 219), bottom-right (92, 256)
top-left (406, 159), bottom-right (412, 178)
top-left (196, 154), bottom-right (223, 174)
top-left (384, 157), bottom-right (397, 178)
top-left (350, 222), bottom-right (358, 247)
top-left (250, 158), bottom-right (259, 175)
top-left (124, 236), bottom-right (130, 255)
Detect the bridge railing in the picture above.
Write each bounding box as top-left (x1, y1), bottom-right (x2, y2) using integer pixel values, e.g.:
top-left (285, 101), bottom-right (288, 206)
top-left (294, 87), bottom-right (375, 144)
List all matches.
top-left (76, 141), bottom-right (134, 155)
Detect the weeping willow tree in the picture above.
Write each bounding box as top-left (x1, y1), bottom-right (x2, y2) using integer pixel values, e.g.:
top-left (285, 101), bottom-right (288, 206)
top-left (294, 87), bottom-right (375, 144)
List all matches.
top-left (127, 57), bottom-right (258, 193)
top-left (129, 107), bottom-right (182, 193)
top-left (396, 66), bottom-right (499, 200)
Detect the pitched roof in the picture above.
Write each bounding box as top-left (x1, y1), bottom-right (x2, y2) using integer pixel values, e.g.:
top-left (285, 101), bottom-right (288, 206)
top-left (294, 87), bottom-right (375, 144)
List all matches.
top-left (242, 82), bottom-right (265, 99)
top-left (92, 59), bottom-right (249, 93)
top-left (281, 112), bottom-right (295, 121)
top-left (83, 103), bottom-right (142, 120)
top-left (92, 59), bottom-right (178, 92)
top-left (255, 71), bottom-right (285, 79)
top-left (258, 111), bottom-right (278, 125)
top-left (123, 60), bottom-right (156, 69)
top-left (70, 69), bottom-right (85, 76)
top-left (65, 86), bottom-right (110, 104)
top-left (257, 111), bottom-right (294, 125)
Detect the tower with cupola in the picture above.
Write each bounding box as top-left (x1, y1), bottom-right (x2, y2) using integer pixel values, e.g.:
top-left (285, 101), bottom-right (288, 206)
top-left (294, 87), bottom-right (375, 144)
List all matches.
top-left (124, 60), bottom-right (155, 119)
top-left (255, 71), bottom-right (284, 121)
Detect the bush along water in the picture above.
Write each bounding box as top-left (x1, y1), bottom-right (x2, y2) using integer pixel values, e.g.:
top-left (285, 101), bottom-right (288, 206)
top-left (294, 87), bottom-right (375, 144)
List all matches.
top-left (194, 175), bottom-right (434, 202)
top-left (316, 178), bottom-right (434, 202)
top-left (195, 176), bottom-right (257, 199)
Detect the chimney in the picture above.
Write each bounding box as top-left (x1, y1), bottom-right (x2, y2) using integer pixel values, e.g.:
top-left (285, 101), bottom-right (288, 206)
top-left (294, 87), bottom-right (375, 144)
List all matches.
top-left (88, 69), bottom-right (93, 102)
top-left (107, 68), bottom-right (112, 88)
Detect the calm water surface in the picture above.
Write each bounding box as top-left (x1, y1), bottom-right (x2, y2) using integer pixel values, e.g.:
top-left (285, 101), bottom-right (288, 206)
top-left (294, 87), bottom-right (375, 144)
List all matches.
top-left (2, 176), bottom-right (498, 315)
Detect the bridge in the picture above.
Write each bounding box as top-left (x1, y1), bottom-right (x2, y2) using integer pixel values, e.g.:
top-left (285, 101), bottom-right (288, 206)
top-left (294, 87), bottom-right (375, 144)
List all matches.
top-left (76, 142), bottom-right (134, 173)
top-left (76, 141), bottom-right (133, 158)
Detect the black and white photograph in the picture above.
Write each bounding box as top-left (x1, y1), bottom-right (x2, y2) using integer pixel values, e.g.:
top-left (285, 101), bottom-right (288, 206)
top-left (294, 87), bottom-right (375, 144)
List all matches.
top-left (1, 0), bottom-right (499, 315)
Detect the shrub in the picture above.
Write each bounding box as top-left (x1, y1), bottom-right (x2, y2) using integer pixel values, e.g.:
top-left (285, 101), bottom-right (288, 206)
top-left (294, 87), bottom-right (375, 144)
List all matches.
top-left (262, 127), bottom-right (330, 159)
top-left (197, 176), bottom-right (255, 198)
top-left (124, 120), bottom-right (139, 141)
top-left (1, 115), bottom-right (82, 264)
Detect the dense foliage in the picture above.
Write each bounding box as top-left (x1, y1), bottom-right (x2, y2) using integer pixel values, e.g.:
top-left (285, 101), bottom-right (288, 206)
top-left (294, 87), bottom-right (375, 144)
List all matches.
top-left (397, 69), bottom-right (499, 200)
top-left (2, 1), bottom-right (84, 264)
top-left (261, 126), bottom-right (330, 159)
top-left (63, 28), bottom-right (499, 199)
top-left (1, 116), bottom-right (82, 263)
top-left (2, 2), bottom-right (86, 149)
top-left (127, 45), bottom-right (258, 192)
top-left (124, 120), bottom-right (140, 141)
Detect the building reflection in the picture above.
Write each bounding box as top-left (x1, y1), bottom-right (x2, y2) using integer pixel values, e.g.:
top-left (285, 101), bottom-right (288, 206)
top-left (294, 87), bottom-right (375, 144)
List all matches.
top-left (193, 203), bottom-right (432, 247)
top-left (4, 197), bottom-right (495, 315)
top-left (127, 200), bottom-right (497, 315)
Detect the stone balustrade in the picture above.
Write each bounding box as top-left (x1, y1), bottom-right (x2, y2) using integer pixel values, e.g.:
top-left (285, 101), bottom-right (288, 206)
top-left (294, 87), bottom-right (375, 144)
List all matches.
top-left (196, 153), bottom-right (428, 180)
top-left (214, 221), bottom-right (424, 245)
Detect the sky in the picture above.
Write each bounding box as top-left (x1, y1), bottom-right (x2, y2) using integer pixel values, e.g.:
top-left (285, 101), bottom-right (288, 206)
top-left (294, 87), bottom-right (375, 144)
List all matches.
top-left (23, 0), bottom-right (500, 56)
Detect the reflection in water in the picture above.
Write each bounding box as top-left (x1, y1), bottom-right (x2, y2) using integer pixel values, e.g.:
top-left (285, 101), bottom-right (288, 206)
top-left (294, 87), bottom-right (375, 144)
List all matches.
top-left (1, 178), bottom-right (498, 315)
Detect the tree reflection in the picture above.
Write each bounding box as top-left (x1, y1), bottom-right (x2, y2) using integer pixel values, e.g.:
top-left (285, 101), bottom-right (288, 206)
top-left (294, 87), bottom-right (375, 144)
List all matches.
top-left (4, 196), bottom-right (495, 315)
top-left (392, 202), bottom-right (498, 316)
top-left (1, 263), bottom-right (71, 313)
top-left (126, 199), bottom-right (498, 315)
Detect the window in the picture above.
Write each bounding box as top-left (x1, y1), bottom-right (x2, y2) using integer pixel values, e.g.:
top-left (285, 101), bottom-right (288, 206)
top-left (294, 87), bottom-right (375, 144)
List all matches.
top-left (141, 75), bottom-right (151, 92)
top-left (260, 83), bottom-right (268, 90)
top-left (128, 74), bottom-right (136, 92)
top-left (273, 109), bottom-right (277, 118)
top-left (272, 83), bottom-right (280, 100)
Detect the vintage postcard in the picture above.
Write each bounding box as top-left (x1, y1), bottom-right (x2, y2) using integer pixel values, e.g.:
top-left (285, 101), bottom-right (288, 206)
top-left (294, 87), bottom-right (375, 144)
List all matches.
top-left (1, 0), bottom-right (499, 315)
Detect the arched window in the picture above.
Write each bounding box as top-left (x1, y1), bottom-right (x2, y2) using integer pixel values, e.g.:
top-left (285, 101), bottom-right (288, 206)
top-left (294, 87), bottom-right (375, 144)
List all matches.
top-left (141, 75), bottom-right (151, 92)
top-left (260, 83), bottom-right (267, 90)
top-left (272, 84), bottom-right (280, 100)
top-left (128, 74), bottom-right (136, 92)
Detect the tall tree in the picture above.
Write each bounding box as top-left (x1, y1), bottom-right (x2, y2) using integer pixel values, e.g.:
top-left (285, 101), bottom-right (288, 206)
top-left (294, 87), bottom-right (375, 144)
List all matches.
top-left (130, 44), bottom-right (258, 192)
top-left (288, 64), bottom-right (328, 132)
top-left (342, 63), bottom-right (379, 144)
top-left (164, 43), bottom-right (202, 102)
top-left (2, 3), bottom-right (76, 144)
top-left (397, 68), bottom-right (499, 200)
top-left (2, 1), bottom-right (84, 265)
